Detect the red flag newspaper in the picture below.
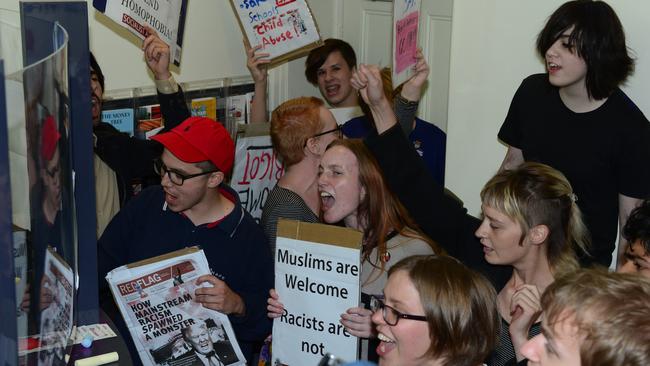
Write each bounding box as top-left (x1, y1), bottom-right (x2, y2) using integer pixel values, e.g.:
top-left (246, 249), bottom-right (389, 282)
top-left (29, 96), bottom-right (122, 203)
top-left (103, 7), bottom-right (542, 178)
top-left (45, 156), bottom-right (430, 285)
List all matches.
top-left (106, 247), bottom-right (245, 365)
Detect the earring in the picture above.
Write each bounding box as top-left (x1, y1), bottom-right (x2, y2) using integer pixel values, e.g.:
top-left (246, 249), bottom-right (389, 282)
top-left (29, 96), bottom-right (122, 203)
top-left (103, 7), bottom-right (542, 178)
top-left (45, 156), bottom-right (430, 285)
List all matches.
top-left (380, 250), bottom-right (391, 263)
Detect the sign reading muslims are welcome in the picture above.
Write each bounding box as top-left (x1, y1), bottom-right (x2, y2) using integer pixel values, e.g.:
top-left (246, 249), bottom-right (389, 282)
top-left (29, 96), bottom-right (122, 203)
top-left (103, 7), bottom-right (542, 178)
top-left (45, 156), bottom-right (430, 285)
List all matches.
top-left (273, 220), bottom-right (361, 365)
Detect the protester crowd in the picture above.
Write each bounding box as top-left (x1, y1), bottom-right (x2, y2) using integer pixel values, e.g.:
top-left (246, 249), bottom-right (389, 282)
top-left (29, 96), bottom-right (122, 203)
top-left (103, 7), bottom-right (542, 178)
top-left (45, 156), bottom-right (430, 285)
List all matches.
top-left (87, 1), bottom-right (650, 365)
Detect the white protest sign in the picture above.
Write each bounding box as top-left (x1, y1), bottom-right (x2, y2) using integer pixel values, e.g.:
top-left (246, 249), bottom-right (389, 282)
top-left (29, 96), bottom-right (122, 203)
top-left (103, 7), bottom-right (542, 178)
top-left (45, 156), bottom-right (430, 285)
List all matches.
top-left (230, 0), bottom-right (322, 65)
top-left (273, 220), bottom-right (361, 365)
top-left (93, 0), bottom-right (188, 66)
top-left (231, 128), bottom-right (284, 223)
top-left (392, 0), bottom-right (421, 87)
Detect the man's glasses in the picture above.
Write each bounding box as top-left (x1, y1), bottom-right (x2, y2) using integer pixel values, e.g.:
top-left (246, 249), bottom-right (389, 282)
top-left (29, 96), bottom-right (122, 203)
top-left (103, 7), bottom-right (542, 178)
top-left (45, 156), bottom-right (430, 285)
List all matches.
top-left (370, 295), bottom-right (427, 326)
top-left (154, 159), bottom-right (218, 186)
top-left (313, 125), bottom-right (343, 139)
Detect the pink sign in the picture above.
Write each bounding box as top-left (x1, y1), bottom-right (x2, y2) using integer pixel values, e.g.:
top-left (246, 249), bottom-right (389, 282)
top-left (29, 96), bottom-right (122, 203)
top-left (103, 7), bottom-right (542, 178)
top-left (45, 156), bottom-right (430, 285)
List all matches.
top-left (394, 11), bottom-right (419, 74)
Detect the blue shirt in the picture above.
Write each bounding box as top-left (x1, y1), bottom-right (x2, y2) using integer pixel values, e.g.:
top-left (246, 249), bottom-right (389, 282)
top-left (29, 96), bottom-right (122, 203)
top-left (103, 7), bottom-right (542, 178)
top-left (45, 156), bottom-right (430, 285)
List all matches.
top-left (342, 116), bottom-right (446, 186)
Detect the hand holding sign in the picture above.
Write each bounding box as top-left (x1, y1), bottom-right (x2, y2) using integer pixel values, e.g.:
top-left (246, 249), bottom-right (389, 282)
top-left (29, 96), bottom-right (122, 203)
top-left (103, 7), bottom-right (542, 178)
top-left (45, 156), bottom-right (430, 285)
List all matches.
top-left (400, 48), bottom-right (429, 102)
top-left (339, 306), bottom-right (375, 338)
top-left (267, 288), bottom-right (285, 318)
top-left (142, 26), bottom-right (171, 80)
top-left (195, 275), bottom-right (246, 316)
top-left (246, 43), bottom-right (271, 85)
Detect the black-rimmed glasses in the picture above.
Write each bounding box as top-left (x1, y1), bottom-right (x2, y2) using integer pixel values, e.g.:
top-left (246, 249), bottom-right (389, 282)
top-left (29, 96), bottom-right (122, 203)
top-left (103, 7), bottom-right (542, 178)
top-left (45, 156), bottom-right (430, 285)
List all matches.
top-left (370, 295), bottom-right (427, 326)
top-left (153, 159), bottom-right (218, 186)
top-left (312, 125), bottom-right (343, 139)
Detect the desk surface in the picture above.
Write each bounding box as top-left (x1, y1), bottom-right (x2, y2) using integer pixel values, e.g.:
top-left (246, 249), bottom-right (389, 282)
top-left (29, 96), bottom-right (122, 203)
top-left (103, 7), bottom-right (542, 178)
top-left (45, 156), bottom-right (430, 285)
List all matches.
top-left (67, 310), bottom-right (133, 366)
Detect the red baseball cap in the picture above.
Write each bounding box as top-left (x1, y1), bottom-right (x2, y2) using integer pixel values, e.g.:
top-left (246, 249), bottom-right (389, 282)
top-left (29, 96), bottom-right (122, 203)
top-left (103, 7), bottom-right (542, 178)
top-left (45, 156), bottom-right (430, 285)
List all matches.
top-left (41, 115), bottom-right (61, 162)
top-left (151, 117), bottom-right (235, 173)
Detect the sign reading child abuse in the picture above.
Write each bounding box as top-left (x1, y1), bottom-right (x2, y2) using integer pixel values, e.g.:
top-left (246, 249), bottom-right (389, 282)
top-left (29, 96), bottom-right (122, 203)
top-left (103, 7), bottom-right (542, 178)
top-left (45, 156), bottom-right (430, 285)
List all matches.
top-left (273, 220), bottom-right (362, 365)
top-left (230, 0), bottom-right (322, 66)
top-left (93, 0), bottom-right (188, 66)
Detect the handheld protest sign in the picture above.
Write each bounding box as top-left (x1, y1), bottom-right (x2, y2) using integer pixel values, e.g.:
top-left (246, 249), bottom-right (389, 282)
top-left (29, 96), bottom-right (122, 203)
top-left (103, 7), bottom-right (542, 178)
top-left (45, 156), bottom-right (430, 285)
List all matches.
top-left (93, 0), bottom-right (188, 66)
top-left (230, 0), bottom-right (323, 68)
top-left (272, 219), bottom-right (362, 365)
top-left (231, 123), bottom-right (284, 223)
top-left (392, 0), bottom-right (421, 88)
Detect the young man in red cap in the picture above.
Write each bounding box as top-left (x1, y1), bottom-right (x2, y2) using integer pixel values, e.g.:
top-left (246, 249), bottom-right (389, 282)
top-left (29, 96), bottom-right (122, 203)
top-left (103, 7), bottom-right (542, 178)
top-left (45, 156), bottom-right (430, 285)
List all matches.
top-left (98, 116), bottom-right (273, 364)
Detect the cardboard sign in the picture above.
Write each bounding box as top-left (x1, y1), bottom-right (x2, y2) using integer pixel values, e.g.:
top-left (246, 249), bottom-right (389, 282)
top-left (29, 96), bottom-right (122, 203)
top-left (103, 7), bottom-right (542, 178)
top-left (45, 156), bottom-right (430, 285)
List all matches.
top-left (93, 0), bottom-right (188, 66)
top-left (392, 0), bottom-right (421, 87)
top-left (272, 219), bottom-right (362, 365)
top-left (231, 123), bottom-right (284, 223)
top-left (230, 0), bottom-right (323, 66)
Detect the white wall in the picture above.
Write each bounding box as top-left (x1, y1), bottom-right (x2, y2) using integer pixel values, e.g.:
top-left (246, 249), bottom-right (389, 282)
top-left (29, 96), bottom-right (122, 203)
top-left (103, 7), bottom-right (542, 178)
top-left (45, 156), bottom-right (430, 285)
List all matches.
top-left (446, 0), bottom-right (650, 216)
top-left (0, 0), bottom-right (335, 96)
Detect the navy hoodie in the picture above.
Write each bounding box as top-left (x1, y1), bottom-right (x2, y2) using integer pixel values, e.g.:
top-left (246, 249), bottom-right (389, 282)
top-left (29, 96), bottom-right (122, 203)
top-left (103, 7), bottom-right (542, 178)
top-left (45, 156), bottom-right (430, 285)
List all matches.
top-left (98, 184), bottom-right (273, 364)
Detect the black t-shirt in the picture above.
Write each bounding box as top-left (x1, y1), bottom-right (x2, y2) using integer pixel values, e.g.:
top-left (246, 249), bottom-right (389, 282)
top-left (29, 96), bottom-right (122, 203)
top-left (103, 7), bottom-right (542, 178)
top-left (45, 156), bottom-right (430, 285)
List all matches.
top-left (499, 74), bottom-right (650, 266)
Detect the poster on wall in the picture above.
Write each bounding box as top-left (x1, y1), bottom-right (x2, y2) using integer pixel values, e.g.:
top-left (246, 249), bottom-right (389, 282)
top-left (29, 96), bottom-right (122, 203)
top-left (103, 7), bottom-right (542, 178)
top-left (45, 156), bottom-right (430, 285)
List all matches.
top-left (102, 108), bottom-right (135, 136)
top-left (272, 219), bottom-right (362, 365)
top-left (392, 0), bottom-right (421, 87)
top-left (93, 0), bottom-right (188, 66)
top-left (230, 0), bottom-right (323, 66)
top-left (231, 124), bottom-right (284, 223)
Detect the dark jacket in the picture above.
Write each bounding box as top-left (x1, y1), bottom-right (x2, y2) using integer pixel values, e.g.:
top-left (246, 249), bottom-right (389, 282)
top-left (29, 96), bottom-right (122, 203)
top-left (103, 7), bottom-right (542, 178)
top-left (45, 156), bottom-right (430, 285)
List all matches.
top-left (364, 124), bottom-right (511, 290)
top-left (98, 185), bottom-right (274, 364)
top-left (93, 89), bottom-right (189, 205)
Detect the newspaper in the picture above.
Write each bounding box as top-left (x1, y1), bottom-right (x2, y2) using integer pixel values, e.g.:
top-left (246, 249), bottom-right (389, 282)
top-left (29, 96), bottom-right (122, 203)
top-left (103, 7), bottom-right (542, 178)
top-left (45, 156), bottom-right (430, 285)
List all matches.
top-left (37, 247), bottom-right (75, 366)
top-left (106, 247), bottom-right (245, 366)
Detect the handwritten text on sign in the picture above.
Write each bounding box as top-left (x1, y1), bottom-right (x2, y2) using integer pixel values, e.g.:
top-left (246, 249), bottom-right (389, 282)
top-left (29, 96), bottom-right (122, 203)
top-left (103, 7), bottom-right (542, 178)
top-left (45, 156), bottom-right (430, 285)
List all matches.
top-left (273, 236), bottom-right (360, 365)
top-left (231, 136), bottom-right (284, 222)
top-left (232, 0), bottom-right (320, 60)
top-left (395, 11), bottom-right (419, 74)
top-left (392, 0), bottom-right (421, 87)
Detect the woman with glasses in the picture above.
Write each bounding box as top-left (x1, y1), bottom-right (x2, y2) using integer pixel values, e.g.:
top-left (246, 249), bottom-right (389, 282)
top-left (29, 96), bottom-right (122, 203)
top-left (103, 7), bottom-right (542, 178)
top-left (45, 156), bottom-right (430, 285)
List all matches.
top-left (372, 255), bottom-right (498, 366)
top-left (261, 96), bottom-right (342, 254)
top-left (352, 64), bottom-right (589, 365)
top-left (268, 139), bottom-right (441, 361)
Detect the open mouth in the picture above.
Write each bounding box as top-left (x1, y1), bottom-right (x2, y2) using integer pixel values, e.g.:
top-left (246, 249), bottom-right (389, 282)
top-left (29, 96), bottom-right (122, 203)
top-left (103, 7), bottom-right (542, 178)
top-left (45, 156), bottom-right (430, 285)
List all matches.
top-left (376, 332), bottom-right (396, 357)
top-left (547, 62), bottom-right (561, 73)
top-left (164, 190), bottom-right (178, 204)
top-left (325, 84), bottom-right (340, 97)
top-left (320, 191), bottom-right (335, 211)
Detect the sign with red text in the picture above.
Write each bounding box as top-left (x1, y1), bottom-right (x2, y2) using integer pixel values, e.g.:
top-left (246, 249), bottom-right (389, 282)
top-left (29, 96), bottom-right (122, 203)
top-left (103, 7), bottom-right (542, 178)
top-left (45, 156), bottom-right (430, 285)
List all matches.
top-left (106, 247), bottom-right (245, 366)
top-left (231, 132), bottom-right (284, 222)
top-left (392, 0), bottom-right (421, 87)
top-left (93, 0), bottom-right (188, 66)
top-left (230, 0), bottom-right (322, 66)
